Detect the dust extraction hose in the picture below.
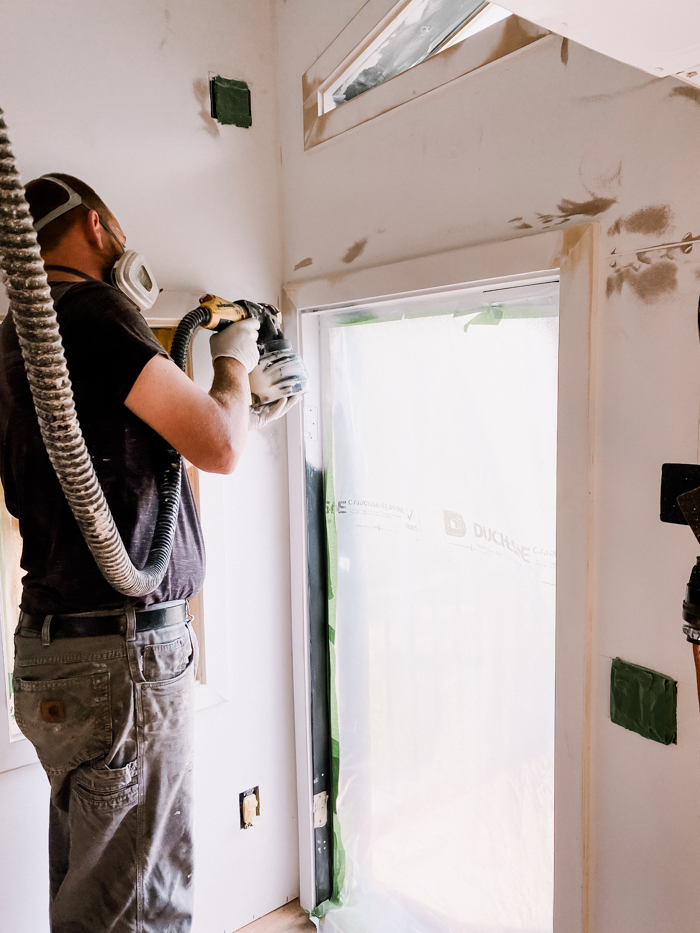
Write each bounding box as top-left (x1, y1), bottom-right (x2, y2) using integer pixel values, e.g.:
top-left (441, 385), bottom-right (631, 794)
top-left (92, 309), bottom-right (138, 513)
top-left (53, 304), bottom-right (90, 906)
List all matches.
top-left (0, 108), bottom-right (195, 597)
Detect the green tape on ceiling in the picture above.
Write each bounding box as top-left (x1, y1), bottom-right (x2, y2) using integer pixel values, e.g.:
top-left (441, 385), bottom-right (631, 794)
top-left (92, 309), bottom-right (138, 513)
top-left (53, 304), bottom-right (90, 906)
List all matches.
top-left (210, 75), bottom-right (252, 127)
top-left (610, 658), bottom-right (677, 745)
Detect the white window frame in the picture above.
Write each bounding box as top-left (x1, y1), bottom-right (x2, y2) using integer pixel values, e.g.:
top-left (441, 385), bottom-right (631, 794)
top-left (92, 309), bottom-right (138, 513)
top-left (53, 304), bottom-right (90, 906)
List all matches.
top-left (302, 0), bottom-right (549, 150)
top-left (284, 223), bottom-right (600, 930)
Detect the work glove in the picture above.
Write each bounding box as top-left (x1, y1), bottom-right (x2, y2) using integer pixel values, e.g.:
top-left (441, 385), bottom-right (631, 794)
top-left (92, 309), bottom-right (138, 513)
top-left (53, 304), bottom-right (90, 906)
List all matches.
top-left (248, 349), bottom-right (309, 430)
top-left (249, 348), bottom-right (309, 406)
top-left (209, 318), bottom-right (260, 373)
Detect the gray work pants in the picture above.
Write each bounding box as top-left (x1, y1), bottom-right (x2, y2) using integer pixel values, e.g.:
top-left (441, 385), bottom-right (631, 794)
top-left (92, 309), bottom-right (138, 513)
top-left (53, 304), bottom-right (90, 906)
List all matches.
top-left (13, 607), bottom-right (198, 933)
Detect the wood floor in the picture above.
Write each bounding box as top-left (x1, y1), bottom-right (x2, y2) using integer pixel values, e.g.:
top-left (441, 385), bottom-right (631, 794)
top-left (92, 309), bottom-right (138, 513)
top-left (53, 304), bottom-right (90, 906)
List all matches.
top-left (237, 899), bottom-right (316, 933)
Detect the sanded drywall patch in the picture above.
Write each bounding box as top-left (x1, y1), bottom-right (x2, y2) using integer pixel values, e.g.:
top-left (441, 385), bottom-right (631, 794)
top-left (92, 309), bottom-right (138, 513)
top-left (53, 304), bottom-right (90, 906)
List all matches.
top-left (560, 37), bottom-right (569, 65)
top-left (509, 194), bottom-right (694, 306)
top-left (192, 78), bottom-right (220, 140)
top-left (509, 195), bottom-right (617, 230)
top-left (605, 204), bottom-right (699, 303)
top-left (480, 14), bottom-right (546, 70)
top-left (607, 258), bottom-right (678, 303)
top-left (608, 205), bottom-right (672, 237)
top-left (341, 238), bottom-right (367, 263)
top-left (670, 86), bottom-right (700, 105)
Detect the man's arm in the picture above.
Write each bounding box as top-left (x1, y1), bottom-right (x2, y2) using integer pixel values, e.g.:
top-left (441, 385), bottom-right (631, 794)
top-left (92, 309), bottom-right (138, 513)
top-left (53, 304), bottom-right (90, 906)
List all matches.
top-left (125, 354), bottom-right (251, 474)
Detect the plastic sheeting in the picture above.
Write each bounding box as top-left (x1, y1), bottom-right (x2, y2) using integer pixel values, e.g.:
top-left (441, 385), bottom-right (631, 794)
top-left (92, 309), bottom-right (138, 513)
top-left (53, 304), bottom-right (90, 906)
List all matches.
top-left (318, 283), bottom-right (559, 933)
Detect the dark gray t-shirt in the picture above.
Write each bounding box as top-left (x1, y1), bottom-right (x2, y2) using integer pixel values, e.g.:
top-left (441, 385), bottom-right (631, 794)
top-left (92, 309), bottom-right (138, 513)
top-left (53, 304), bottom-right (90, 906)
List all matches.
top-left (0, 280), bottom-right (205, 614)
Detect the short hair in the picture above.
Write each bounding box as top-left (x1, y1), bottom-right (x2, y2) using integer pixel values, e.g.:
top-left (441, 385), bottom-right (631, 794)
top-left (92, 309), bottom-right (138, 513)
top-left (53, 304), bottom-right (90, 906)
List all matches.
top-left (24, 173), bottom-right (113, 252)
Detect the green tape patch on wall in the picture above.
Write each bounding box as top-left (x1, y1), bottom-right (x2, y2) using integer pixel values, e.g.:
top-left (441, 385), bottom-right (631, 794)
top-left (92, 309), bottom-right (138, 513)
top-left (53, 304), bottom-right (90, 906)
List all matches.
top-left (610, 657), bottom-right (677, 745)
top-left (210, 75), bottom-right (251, 127)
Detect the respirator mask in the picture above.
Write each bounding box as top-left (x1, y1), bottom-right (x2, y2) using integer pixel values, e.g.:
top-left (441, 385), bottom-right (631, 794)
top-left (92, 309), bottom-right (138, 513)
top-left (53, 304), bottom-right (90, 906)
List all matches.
top-left (33, 175), bottom-right (159, 312)
top-left (110, 248), bottom-right (158, 311)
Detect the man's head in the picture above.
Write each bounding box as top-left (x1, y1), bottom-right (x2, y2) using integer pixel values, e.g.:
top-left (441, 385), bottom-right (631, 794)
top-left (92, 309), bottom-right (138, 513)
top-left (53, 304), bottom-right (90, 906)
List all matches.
top-left (25, 173), bottom-right (125, 281)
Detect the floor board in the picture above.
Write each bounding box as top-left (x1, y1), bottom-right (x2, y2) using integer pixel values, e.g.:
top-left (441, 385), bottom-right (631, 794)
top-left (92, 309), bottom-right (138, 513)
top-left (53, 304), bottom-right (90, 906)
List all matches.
top-left (236, 899), bottom-right (316, 933)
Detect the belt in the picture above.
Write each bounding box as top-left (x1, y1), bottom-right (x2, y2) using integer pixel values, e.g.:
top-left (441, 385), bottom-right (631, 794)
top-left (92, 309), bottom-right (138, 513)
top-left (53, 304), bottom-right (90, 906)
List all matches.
top-left (19, 602), bottom-right (188, 639)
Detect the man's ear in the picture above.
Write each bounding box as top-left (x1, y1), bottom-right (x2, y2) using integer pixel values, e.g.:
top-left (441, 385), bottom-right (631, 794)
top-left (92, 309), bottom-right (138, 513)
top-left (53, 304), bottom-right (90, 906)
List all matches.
top-left (84, 209), bottom-right (105, 250)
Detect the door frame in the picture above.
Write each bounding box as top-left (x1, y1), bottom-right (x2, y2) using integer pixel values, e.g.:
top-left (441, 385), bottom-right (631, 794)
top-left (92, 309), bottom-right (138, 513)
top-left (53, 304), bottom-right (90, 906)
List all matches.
top-left (283, 224), bottom-right (600, 932)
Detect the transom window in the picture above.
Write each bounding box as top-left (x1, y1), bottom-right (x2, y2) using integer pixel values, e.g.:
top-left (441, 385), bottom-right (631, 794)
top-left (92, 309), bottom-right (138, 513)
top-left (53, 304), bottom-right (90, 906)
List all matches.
top-left (323, 0), bottom-right (511, 113)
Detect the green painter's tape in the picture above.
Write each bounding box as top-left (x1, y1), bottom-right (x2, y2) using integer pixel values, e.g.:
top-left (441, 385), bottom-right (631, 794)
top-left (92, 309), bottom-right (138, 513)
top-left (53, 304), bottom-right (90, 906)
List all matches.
top-left (463, 303), bottom-right (559, 333)
top-left (610, 658), bottom-right (677, 745)
top-left (325, 498), bottom-right (336, 602)
top-left (310, 449), bottom-right (346, 919)
top-left (338, 312), bottom-right (379, 327)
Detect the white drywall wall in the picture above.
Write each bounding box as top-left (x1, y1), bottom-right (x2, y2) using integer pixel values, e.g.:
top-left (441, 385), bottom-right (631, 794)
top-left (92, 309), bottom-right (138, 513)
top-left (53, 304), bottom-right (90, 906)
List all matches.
top-left (0, 2), bottom-right (298, 932)
top-left (275, 4), bottom-right (700, 931)
top-left (497, 0), bottom-right (700, 86)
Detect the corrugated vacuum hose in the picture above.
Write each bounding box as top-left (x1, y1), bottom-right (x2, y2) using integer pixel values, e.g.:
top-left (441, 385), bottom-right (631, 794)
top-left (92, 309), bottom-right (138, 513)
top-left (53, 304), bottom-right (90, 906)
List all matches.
top-left (0, 107), bottom-right (188, 596)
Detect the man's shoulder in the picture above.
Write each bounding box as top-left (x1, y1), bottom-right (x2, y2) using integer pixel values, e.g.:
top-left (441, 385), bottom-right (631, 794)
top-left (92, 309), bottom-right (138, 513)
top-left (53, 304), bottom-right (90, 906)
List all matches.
top-left (54, 280), bottom-right (138, 318)
top-left (55, 282), bottom-right (156, 345)
top-left (52, 282), bottom-right (165, 397)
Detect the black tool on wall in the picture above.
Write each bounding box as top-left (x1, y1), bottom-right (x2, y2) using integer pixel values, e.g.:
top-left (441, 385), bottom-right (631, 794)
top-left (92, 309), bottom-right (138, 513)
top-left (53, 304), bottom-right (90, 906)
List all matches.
top-left (660, 463), bottom-right (700, 642)
top-left (660, 296), bottom-right (700, 644)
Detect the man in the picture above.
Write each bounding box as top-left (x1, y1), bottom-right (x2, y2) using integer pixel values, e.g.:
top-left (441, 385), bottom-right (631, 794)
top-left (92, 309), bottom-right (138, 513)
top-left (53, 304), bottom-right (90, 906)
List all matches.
top-left (0, 173), bottom-right (287, 932)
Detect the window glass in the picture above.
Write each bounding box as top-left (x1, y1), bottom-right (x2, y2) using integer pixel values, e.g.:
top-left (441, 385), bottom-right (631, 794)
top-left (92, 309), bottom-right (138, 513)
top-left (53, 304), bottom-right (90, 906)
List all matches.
top-left (439, 2), bottom-right (511, 50)
top-left (326, 0), bottom-right (511, 110)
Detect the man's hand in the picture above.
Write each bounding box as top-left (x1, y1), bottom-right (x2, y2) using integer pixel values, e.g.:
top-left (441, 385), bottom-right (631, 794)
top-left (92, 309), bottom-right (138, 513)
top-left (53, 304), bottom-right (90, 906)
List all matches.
top-left (248, 396), bottom-right (300, 430)
top-left (210, 318), bottom-right (260, 372)
top-left (249, 348), bottom-right (309, 406)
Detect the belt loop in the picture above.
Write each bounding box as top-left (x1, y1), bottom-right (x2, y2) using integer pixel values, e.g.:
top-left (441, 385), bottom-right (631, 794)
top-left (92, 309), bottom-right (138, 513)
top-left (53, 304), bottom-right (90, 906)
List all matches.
top-left (41, 615), bottom-right (53, 647)
top-left (185, 599), bottom-right (193, 624)
top-left (125, 608), bottom-right (137, 643)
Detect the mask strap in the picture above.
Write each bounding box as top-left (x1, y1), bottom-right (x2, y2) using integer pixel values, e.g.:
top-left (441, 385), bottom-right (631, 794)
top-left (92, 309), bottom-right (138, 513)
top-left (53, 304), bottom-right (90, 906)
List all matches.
top-left (33, 176), bottom-right (84, 232)
top-left (44, 265), bottom-right (101, 283)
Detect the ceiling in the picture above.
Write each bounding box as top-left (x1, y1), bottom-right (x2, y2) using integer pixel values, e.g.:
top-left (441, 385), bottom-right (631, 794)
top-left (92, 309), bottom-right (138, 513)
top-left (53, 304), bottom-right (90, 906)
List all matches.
top-left (497, 0), bottom-right (700, 88)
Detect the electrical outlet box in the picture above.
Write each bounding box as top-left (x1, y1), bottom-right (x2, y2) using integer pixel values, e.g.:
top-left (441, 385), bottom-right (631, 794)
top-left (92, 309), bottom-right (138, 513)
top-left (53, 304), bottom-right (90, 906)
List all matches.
top-left (210, 75), bottom-right (252, 128)
top-left (239, 786), bottom-right (261, 829)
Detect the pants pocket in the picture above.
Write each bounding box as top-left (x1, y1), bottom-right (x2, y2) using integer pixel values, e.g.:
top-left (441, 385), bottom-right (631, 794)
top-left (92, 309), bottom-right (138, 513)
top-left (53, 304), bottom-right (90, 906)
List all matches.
top-left (73, 758), bottom-right (138, 809)
top-left (141, 634), bottom-right (191, 682)
top-left (13, 671), bottom-right (112, 774)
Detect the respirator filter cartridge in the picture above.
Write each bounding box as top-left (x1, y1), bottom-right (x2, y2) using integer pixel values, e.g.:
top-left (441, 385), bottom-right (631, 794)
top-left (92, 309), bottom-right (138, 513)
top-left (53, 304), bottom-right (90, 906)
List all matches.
top-left (111, 250), bottom-right (159, 311)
